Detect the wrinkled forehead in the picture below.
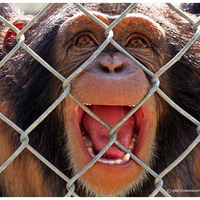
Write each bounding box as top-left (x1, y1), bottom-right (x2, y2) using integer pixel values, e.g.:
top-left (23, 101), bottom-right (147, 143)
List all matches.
top-left (59, 11), bottom-right (165, 41)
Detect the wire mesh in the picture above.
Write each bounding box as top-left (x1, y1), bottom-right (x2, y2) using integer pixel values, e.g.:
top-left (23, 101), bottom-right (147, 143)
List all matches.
top-left (0, 3), bottom-right (199, 197)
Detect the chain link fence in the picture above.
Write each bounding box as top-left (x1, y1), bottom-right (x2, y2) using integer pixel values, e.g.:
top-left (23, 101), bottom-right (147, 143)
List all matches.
top-left (0, 3), bottom-right (200, 197)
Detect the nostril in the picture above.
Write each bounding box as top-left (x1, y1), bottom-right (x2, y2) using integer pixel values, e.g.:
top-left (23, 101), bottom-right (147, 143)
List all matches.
top-left (99, 64), bottom-right (110, 73)
top-left (114, 64), bottom-right (124, 73)
top-left (99, 63), bottom-right (124, 73)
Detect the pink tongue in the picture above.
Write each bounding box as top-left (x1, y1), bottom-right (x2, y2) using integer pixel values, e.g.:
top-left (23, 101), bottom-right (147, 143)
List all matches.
top-left (82, 106), bottom-right (135, 159)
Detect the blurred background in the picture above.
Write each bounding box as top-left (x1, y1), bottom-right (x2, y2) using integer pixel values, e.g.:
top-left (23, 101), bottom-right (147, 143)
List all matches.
top-left (15, 3), bottom-right (47, 14)
top-left (15, 3), bottom-right (200, 15)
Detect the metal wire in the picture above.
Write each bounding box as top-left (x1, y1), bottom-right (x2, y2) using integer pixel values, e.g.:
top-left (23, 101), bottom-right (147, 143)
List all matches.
top-left (0, 2), bottom-right (199, 197)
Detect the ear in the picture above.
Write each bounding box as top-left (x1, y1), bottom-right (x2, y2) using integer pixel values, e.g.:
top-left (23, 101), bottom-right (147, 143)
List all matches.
top-left (3, 17), bottom-right (31, 54)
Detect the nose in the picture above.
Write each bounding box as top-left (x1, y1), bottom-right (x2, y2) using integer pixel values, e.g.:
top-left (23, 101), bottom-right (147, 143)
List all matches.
top-left (98, 54), bottom-right (124, 73)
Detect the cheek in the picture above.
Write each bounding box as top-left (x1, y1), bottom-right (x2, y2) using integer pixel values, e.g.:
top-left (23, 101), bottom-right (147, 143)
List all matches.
top-left (135, 97), bottom-right (158, 161)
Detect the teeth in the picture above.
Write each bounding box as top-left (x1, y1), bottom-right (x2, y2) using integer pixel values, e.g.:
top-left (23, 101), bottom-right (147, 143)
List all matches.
top-left (131, 138), bottom-right (136, 143)
top-left (98, 159), bottom-right (112, 165)
top-left (133, 134), bottom-right (137, 139)
top-left (128, 143), bottom-right (134, 150)
top-left (84, 132), bottom-right (138, 165)
top-left (83, 103), bottom-right (91, 106)
top-left (87, 147), bottom-right (93, 153)
top-left (128, 134), bottom-right (137, 151)
top-left (115, 159), bottom-right (123, 165)
top-left (108, 160), bottom-right (115, 165)
top-left (123, 153), bottom-right (131, 162)
top-left (98, 158), bottom-right (123, 165)
top-left (82, 135), bottom-right (92, 147)
top-left (82, 136), bottom-right (87, 140)
top-left (81, 131), bottom-right (86, 136)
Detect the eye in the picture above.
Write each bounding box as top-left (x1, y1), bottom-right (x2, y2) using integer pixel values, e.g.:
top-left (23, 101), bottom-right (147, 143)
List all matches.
top-left (126, 37), bottom-right (148, 48)
top-left (75, 35), bottom-right (96, 47)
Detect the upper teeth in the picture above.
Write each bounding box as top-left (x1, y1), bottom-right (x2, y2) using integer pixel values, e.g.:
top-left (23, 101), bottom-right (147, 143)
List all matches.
top-left (83, 103), bottom-right (92, 106)
top-left (128, 105), bottom-right (135, 107)
top-left (82, 131), bottom-right (137, 165)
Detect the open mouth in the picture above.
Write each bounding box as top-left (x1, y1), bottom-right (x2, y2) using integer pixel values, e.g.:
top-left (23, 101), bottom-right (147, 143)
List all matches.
top-left (77, 104), bottom-right (146, 166)
top-left (67, 98), bottom-right (155, 195)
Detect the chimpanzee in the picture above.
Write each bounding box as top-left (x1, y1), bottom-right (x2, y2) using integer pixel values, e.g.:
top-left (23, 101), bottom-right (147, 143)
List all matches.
top-left (0, 3), bottom-right (199, 197)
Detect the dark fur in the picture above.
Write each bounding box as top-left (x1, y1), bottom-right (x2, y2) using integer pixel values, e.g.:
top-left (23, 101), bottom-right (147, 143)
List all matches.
top-left (0, 3), bottom-right (199, 196)
top-left (182, 3), bottom-right (200, 14)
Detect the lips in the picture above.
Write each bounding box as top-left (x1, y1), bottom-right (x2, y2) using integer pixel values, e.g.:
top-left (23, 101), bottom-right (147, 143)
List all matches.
top-left (65, 95), bottom-right (157, 195)
top-left (77, 104), bottom-right (146, 166)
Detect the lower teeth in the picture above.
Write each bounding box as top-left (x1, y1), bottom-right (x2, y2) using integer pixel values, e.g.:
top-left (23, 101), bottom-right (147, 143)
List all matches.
top-left (88, 152), bottom-right (132, 165)
top-left (83, 131), bottom-right (137, 165)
